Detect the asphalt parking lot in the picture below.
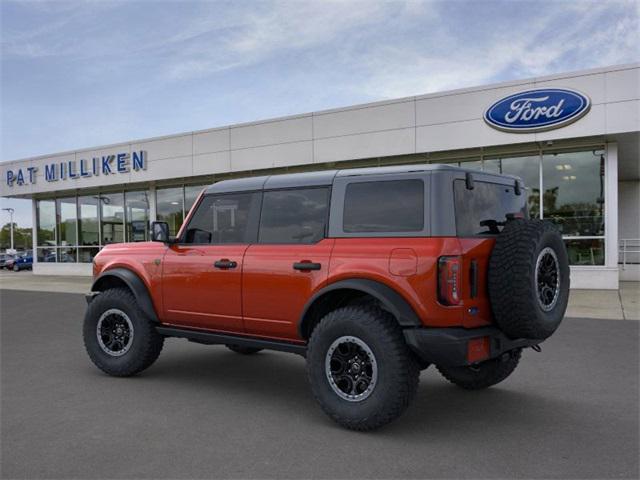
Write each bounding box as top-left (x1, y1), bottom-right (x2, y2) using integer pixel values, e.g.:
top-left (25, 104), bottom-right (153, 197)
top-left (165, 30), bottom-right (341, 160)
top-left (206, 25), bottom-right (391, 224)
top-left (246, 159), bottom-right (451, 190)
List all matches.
top-left (1, 289), bottom-right (638, 479)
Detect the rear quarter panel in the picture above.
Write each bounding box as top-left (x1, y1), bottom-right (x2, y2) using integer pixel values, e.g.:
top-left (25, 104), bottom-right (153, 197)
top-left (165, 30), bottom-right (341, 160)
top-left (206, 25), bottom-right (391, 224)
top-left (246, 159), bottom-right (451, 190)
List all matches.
top-left (328, 237), bottom-right (492, 328)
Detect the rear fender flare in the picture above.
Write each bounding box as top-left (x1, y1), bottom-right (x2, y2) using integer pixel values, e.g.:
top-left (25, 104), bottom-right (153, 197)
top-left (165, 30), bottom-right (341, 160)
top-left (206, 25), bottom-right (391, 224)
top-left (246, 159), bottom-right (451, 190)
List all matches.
top-left (91, 268), bottom-right (159, 323)
top-left (298, 278), bottom-right (422, 338)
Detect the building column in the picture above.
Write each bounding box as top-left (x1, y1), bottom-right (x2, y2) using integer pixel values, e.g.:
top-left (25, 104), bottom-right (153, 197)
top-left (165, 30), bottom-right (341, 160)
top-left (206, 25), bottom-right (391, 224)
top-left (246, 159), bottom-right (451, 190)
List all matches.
top-left (31, 198), bottom-right (38, 269)
top-left (149, 185), bottom-right (157, 222)
top-left (605, 142), bottom-right (619, 287)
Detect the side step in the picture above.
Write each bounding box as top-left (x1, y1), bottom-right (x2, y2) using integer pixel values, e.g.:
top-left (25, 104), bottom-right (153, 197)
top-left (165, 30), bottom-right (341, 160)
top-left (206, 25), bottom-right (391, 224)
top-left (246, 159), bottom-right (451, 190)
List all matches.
top-left (156, 326), bottom-right (307, 356)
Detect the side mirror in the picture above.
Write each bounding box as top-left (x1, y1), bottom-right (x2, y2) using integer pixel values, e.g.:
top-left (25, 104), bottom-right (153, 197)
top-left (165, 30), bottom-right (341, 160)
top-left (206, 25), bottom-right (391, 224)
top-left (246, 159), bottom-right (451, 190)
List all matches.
top-left (150, 221), bottom-right (170, 243)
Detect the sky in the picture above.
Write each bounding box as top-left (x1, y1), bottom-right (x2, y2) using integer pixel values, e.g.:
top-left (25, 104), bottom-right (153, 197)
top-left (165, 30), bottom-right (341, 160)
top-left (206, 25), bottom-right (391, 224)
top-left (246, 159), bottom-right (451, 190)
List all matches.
top-left (1, 0), bottom-right (639, 228)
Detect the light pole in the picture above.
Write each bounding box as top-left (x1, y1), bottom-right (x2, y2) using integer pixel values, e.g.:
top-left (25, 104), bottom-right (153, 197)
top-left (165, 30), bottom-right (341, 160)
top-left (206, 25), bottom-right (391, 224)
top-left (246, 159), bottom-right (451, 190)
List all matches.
top-left (2, 207), bottom-right (14, 251)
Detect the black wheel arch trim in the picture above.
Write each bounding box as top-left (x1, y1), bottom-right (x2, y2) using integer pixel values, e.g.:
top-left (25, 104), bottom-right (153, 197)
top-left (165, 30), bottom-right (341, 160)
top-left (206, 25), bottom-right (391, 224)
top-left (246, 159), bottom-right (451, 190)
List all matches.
top-left (89, 268), bottom-right (159, 323)
top-left (298, 278), bottom-right (422, 338)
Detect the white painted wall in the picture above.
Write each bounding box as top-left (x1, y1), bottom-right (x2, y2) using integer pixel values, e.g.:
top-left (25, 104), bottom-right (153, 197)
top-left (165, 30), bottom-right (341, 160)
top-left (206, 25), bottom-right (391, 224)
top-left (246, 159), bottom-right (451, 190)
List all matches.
top-left (619, 180), bottom-right (640, 281)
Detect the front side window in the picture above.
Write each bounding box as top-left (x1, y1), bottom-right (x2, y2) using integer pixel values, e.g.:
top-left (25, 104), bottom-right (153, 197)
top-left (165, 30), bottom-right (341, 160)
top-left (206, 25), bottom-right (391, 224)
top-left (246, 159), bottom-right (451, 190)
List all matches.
top-left (259, 188), bottom-right (329, 244)
top-left (454, 180), bottom-right (527, 236)
top-left (183, 192), bottom-right (259, 244)
top-left (343, 180), bottom-right (424, 233)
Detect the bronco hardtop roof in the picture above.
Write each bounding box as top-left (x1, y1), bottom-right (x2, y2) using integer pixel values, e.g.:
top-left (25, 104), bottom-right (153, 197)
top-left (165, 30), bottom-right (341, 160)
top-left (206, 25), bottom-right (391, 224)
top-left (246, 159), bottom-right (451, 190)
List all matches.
top-left (205, 163), bottom-right (520, 194)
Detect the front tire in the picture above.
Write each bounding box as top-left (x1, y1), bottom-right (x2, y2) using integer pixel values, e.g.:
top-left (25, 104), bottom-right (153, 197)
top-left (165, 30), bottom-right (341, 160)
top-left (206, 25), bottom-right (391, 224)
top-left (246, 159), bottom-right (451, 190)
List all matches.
top-left (83, 288), bottom-right (164, 377)
top-left (307, 305), bottom-right (419, 431)
top-left (13, 264), bottom-right (19, 272)
top-left (436, 349), bottom-right (522, 390)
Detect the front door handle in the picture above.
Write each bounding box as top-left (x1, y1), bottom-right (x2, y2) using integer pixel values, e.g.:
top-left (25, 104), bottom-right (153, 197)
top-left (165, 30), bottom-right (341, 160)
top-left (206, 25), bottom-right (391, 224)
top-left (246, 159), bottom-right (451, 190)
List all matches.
top-left (293, 261), bottom-right (321, 271)
top-left (214, 259), bottom-right (237, 269)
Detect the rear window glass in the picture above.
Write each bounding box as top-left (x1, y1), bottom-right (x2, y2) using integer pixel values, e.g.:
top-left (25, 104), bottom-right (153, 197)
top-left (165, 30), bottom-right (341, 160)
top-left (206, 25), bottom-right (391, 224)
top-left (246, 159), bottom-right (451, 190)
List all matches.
top-left (343, 180), bottom-right (424, 233)
top-left (259, 188), bottom-right (329, 244)
top-left (454, 180), bottom-right (527, 236)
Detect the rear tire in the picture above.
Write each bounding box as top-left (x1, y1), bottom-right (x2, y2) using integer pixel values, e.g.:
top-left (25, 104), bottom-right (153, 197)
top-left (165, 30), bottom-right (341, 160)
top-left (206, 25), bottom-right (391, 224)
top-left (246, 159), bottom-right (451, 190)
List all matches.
top-left (436, 349), bottom-right (522, 390)
top-left (225, 344), bottom-right (263, 355)
top-left (83, 287), bottom-right (164, 377)
top-left (307, 305), bottom-right (419, 431)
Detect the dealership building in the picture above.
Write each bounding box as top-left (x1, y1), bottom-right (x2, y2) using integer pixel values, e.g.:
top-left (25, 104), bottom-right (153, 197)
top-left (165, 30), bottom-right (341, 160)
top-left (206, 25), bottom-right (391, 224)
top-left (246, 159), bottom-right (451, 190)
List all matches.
top-left (1, 63), bottom-right (638, 289)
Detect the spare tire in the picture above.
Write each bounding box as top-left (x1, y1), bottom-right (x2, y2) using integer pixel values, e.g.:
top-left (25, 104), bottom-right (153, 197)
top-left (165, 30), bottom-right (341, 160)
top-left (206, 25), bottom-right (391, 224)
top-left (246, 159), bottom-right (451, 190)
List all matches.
top-left (488, 219), bottom-right (569, 340)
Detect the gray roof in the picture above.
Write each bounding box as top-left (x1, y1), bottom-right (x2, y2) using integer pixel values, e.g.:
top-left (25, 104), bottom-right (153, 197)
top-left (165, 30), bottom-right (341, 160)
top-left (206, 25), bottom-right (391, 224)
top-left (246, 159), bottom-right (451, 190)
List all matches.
top-left (205, 163), bottom-right (517, 194)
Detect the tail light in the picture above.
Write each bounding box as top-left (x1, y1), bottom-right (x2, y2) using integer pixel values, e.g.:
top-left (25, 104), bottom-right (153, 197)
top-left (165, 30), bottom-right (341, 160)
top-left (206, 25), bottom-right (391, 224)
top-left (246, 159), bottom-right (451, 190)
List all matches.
top-left (438, 256), bottom-right (461, 305)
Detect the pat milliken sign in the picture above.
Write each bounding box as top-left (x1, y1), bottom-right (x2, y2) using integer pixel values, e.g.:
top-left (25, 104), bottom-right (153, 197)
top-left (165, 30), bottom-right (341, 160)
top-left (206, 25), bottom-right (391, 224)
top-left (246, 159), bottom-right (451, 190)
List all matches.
top-left (484, 88), bottom-right (591, 133)
top-left (5, 150), bottom-right (147, 187)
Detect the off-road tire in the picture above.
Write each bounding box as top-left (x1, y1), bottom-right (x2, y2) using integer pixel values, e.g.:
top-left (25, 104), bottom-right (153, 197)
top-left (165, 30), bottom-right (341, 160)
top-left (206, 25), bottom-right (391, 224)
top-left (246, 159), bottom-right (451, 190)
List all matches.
top-left (307, 305), bottom-right (419, 431)
top-left (83, 287), bottom-right (164, 377)
top-left (225, 344), bottom-right (263, 355)
top-left (489, 219), bottom-right (569, 340)
top-left (436, 349), bottom-right (522, 390)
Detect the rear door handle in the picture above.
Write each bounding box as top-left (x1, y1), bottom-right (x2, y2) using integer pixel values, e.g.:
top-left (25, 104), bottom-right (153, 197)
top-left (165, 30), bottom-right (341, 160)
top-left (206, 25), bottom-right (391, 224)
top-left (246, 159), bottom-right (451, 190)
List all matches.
top-left (293, 261), bottom-right (321, 271)
top-left (214, 259), bottom-right (237, 269)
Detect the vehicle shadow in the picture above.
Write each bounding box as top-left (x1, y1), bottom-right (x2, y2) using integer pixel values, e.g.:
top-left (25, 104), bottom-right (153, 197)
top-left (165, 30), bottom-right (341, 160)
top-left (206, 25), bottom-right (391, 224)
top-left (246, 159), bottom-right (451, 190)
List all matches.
top-left (130, 341), bottom-right (575, 436)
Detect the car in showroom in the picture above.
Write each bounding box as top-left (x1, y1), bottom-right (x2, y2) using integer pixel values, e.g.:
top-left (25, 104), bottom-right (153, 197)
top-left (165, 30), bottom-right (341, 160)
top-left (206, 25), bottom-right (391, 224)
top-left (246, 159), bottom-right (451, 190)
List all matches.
top-left (82, 164), bottom-right (570, 430)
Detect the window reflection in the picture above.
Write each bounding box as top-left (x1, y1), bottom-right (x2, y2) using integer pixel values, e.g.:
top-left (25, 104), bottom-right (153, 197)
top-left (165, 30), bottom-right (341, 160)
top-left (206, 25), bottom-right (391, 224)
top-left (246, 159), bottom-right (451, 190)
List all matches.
top-left (565, 239), bottom-right (605, 265)
top-left (78, 196), bottom-right (99, 246)
top-left (125, 190), bottom-right (150, 242)
top-left (484, 155), bottom-right (540, 218)
top-left (185, 185), bottom-right (205, 215)
top-left (100, 193), bottom-right (124, 244)
top-left (542, 151), bottom-right (605, 236)
top-left (37, 200), bottom-right (56, 246)
top-left (57, 197), bottom-right (77, 246)
top-left (156, 187), bottom-right (184, 236)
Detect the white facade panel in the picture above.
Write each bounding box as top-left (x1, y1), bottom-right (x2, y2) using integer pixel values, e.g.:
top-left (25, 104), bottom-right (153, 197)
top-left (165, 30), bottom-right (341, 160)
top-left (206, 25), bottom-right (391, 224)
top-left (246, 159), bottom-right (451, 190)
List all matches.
top-left (606, 68), bottom-right (640, 103)
top-left (130, 134), bottom-right (192, 161)
top-left (230, 141), bottom-right (313, 171)
top-left (230, 115), bottom-right (312, 150)
top-left (193, 151), bottom-right (232, 175)
top-left (132, 156), bottom-right (193, 182)
top-left (314, 128), bottom-right (415, 163)
top-left (534, 72), bottom-right (606, 105)
top-left (415, 84), bottom-right (534, 126)
top-left (605, 100), bottom-right (640, 134)
top-left (193, 128), bottom-right (230, 155)
top-left (416, 119), bottom-right (524, 152)
top-left (314, 101), bottom-right (415, 139)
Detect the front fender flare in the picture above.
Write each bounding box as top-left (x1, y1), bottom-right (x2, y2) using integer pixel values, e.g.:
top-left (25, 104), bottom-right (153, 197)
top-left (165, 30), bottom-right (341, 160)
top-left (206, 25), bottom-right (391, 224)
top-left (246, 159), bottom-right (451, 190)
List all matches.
top-left (298, 278), bottom-right (422, 338)
top-left (91, 268), bottom-right (159, 323)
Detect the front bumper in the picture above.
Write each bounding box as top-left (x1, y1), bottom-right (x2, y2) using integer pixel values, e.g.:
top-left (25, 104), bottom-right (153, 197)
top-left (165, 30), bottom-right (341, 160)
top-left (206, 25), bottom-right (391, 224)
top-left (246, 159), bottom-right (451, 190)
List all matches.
top-left (403, 326), bottom-right (541, 367)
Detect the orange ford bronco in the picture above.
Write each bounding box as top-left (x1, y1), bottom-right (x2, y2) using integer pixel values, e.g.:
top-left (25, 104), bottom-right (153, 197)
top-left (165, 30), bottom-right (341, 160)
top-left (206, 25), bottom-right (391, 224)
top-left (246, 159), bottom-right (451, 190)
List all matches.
top-left (84, 164), bottom-right (569, 430)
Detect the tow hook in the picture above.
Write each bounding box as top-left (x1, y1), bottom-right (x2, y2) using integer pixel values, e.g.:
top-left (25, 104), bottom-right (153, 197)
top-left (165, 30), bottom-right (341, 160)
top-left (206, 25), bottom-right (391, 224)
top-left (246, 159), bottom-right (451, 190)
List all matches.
top-left (530, 344), bottom-right (542, 352)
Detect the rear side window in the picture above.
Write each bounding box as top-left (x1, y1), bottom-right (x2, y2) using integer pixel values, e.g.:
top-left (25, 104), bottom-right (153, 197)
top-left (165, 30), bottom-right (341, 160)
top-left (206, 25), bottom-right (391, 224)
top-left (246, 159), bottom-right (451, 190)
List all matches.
top-left (343, 180), bottom-right (424, 233)
top-left (183, 192), bottom-right (260, 244)
top-left (259, 188), bottom-right (329, 244)
top-left (454, 180), bottom-right (527, 236)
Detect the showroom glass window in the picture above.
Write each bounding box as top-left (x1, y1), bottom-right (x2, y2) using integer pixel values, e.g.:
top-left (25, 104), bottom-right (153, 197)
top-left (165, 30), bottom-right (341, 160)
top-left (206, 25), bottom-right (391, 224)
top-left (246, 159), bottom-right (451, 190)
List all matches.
top-left (78, 195), bottom-right (100, 262)
top-left (483, 155), bottom-right (541, 218)
top-left (100, 192), bottom-right (125, 244)
top-left (156, 187), bottom-right (184, 236)
top-left (36, 200), bottom-right (56, 262)
top-left (542, 150), bottom-right (605, 265)
top-left (259, 188), bottom-right (329, 243)
top-left (56, 197), bottom-right (77, 262)
top-left (125, 190), bottom-right (150, 242)
top-left (185, 185), bottom-right (205, 216)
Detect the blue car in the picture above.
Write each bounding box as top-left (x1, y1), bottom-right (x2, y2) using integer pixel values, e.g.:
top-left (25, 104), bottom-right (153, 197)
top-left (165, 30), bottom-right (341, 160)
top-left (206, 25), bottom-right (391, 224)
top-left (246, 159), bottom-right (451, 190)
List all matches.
top-left (11, 253), bottom-right (33, 271)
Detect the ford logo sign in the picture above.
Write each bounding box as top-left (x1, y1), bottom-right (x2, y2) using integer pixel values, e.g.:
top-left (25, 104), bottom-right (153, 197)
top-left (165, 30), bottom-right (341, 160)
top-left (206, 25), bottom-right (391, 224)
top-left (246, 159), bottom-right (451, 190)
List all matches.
top-left (484, 88), bottom-right (591, 133)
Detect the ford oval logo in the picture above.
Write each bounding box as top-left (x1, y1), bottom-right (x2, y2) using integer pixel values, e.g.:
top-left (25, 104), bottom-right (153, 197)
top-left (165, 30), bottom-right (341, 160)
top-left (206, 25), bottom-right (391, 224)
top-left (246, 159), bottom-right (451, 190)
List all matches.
top-left (484, 88), bottom-right (591, 133)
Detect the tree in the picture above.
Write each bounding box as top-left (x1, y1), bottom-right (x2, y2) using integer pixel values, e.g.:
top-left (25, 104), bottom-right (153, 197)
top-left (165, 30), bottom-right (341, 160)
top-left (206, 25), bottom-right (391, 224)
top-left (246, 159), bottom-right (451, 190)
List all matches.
top-left (0, 223), bottom-right (32, 251)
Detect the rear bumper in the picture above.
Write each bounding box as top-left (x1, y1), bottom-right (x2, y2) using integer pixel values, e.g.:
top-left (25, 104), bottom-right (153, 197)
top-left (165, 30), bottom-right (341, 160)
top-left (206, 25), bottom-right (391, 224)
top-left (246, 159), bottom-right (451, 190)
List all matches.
top-left (403, 326), bottom-right (541, 367)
